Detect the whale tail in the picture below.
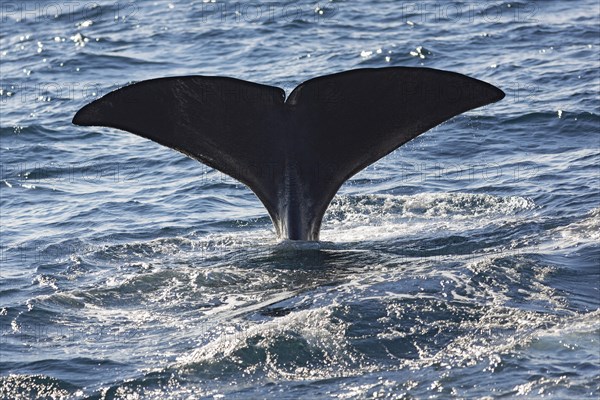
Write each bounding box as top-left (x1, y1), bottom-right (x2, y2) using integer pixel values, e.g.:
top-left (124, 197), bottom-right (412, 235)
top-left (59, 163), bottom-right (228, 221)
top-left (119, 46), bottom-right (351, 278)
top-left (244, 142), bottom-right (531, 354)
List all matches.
top-left (73, 67), bottom-right (504, 240)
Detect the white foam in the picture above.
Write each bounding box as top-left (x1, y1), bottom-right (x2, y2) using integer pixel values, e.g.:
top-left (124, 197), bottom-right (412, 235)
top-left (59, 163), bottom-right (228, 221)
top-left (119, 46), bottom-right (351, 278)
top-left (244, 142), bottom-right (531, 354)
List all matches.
top-left (549, 207), bottom-right (600, 249)
top-left (320, 192), bottom-right (535, 242)
top-left (178, 305), bottom-right (360, 380)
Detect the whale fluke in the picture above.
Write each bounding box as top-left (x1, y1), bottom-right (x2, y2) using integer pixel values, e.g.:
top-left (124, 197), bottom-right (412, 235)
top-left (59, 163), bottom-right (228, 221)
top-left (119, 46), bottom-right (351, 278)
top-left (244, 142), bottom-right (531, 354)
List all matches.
top-left (73, 67), bottom-right (504, 240)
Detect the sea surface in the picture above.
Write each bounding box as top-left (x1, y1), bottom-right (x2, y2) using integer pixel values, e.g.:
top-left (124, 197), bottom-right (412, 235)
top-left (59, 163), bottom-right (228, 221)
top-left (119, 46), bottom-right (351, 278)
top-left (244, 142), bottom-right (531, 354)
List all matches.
top-left (1, 1), bottom-right (599, 398)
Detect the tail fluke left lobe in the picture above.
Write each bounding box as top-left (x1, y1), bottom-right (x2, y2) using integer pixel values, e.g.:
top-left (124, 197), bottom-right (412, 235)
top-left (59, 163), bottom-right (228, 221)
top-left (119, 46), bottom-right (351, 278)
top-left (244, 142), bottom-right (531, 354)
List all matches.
top-left (73, 76), bottom-right (289, 224)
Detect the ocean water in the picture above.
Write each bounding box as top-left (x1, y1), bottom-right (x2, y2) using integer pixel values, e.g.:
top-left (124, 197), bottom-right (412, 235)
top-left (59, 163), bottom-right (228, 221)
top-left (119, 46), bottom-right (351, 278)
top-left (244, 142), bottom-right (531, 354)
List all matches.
top-left (1, 0), bottom-right (599, 398)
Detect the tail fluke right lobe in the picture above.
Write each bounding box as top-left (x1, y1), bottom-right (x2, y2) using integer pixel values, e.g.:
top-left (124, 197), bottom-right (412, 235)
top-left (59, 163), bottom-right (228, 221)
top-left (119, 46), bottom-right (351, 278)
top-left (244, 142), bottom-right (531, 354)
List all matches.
top-left (281, 67), bottom-right (505, 239)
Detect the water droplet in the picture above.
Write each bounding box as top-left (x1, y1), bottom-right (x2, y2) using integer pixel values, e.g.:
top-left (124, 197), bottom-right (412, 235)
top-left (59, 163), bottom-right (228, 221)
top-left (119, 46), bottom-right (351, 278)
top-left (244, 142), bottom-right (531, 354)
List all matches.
top-left (410, 46), bottom-right (430, 59)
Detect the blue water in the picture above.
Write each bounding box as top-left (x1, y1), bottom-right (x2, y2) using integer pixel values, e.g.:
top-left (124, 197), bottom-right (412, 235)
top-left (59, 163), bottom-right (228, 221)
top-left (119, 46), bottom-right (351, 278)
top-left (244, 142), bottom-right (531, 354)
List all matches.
top-left (1, 1), bottom-right (599, 398)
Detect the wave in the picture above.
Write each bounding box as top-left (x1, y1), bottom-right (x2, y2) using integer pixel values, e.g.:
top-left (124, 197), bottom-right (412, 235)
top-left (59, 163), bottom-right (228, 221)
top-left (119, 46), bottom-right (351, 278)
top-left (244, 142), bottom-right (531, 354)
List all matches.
top-left (322, 192), bottom-right (535, 242)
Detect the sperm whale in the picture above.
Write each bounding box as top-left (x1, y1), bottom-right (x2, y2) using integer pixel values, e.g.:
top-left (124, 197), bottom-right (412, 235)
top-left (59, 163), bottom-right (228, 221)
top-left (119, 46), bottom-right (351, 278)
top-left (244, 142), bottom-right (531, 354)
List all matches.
top-left (73, 67), bottom-right (504, 240)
